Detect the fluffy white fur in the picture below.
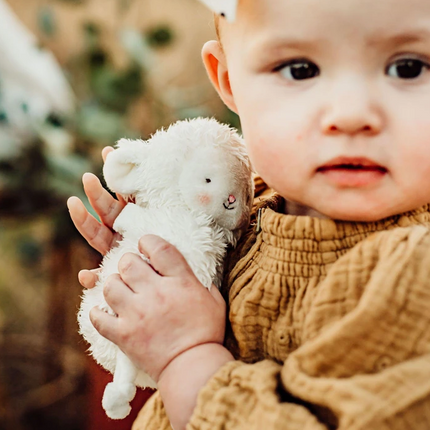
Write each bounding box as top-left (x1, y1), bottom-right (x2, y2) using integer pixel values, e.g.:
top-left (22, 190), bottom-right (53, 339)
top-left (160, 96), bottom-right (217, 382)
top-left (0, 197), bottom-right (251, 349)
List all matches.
top-left (78, 118), bottom-right (254, 420)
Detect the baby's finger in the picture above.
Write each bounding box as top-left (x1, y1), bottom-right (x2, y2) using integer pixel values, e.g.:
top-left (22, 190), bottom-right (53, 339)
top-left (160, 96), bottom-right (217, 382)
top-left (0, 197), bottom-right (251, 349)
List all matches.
top-left (67, 196), bottom-right (114, 255)
top-left (102, 146), bottom-right (114, 162)
top-left (138, 235), bottom-right (193, 279)
top-left (104, 274), bottom-right (135, 312)
top-left (83, 173), bottom-right (125, 229)
top-left (90, 307), bottom-right (120, 344)
top-left (78, 269), bottom-right (100, 289)
top-left (118, 253), bottom-right (158, 291)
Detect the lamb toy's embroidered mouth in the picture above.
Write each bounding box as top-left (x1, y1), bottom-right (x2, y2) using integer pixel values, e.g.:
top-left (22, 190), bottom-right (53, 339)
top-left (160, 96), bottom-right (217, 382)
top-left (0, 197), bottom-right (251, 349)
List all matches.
top-left (224, 194), bottom-right (237, 210)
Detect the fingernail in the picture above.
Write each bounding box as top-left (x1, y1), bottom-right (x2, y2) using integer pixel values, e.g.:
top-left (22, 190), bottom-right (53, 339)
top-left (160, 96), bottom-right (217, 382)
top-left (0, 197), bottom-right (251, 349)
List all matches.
top-left (78, 270), bottom-right (86, 282)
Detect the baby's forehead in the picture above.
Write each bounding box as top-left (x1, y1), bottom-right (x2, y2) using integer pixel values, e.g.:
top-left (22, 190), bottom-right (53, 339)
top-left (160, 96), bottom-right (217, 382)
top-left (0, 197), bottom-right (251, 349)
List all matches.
top-left (219, 0), bottom-right (430, 52)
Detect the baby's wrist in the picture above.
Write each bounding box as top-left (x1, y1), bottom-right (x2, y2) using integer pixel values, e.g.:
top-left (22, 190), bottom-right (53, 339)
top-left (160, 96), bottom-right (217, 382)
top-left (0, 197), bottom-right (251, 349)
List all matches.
top-left (157, 343), bottom-right (234, 430)
top-left (158, 342), bottom-right (233, 386)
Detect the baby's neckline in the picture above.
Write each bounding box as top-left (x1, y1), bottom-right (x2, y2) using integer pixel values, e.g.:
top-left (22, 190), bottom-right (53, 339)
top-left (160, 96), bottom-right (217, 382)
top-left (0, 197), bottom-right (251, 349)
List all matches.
top-left (255, 193), bottom-right (430, 242)
top-left (283, 199), bottom-right (329, 219)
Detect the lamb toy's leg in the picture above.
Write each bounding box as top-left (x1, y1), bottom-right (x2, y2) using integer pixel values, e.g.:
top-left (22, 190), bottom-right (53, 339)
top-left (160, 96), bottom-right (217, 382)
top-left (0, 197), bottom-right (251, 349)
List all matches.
top-left (102, 350), bottom-right (138, 419)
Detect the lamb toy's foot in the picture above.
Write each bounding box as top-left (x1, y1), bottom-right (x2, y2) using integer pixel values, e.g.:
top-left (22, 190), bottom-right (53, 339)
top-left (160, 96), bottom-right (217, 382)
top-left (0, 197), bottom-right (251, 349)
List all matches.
top-left (102, 381), bottom-right (137, 419)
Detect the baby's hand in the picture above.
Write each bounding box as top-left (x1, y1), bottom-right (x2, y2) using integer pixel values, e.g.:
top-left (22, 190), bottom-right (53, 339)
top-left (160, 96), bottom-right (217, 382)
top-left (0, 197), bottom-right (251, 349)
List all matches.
top-left (68, 147), bottom-right (126, 287)
top-left (89, 234), bottom-right (227, 384)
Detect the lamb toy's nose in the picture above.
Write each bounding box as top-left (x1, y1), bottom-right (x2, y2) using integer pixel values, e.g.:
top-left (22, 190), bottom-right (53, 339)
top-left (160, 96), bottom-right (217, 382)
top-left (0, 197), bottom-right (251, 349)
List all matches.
top-left (228, 195), bottom-right (236, 204)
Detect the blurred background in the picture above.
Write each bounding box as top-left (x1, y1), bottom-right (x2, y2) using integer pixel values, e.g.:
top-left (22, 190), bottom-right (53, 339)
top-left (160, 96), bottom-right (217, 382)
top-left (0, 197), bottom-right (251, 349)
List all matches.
top-left (0, 0), bottom-right (237, 428)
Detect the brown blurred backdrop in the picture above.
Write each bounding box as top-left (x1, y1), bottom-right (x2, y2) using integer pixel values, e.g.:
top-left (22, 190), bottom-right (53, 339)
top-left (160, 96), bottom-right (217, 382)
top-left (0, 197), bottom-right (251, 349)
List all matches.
top-left (0, 1), bottom-right (235, 429)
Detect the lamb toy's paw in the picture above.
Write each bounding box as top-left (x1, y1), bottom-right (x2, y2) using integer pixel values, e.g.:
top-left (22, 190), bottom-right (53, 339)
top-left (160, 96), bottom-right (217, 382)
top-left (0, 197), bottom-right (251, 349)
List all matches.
top-left (102, 381), bottom-right (137, 420)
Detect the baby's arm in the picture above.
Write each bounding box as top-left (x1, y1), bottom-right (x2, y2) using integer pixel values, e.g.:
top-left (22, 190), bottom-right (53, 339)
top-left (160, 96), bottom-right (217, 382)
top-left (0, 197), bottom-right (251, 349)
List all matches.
top-left (158, 344), bottom-right (233, 430)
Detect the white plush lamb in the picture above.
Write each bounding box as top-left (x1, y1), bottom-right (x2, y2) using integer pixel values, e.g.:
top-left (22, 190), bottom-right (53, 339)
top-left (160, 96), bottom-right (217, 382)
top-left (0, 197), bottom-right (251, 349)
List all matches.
top-left (78, 117), bottom-right (254, 420)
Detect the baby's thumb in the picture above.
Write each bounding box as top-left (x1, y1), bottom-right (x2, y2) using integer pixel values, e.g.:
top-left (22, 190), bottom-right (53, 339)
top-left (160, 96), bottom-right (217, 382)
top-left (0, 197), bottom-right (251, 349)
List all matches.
top-left (101, 146), bottom-right (114, 162)
top-left (78, 269), bottom-right (101, 289)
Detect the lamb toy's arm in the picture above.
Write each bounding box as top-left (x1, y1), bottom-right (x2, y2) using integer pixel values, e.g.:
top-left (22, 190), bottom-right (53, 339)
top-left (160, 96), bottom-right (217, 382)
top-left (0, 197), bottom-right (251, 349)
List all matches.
top-left (113, 203), bottom-right (147, 236)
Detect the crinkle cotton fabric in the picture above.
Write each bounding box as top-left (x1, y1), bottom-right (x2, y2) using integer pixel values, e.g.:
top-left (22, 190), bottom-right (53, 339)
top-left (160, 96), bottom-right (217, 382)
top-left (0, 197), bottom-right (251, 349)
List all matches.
top-left (133, 178), bottom-right (430, 430)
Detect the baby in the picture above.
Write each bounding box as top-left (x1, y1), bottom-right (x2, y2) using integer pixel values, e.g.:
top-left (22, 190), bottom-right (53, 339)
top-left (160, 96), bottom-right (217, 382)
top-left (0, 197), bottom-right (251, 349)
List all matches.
top-left (68, 0), bottom-right (430, 429)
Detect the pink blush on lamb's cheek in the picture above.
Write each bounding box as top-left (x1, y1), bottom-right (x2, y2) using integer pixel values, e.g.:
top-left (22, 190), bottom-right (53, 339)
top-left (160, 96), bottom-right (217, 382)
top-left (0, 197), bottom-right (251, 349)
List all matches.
top-left (198, 194), bottom-right (212, 205)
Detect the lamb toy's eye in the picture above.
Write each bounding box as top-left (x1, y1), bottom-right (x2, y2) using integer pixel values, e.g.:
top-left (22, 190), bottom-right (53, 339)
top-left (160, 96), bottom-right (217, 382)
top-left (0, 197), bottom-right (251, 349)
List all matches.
top-left (205, 178), bottom-right (212, 183)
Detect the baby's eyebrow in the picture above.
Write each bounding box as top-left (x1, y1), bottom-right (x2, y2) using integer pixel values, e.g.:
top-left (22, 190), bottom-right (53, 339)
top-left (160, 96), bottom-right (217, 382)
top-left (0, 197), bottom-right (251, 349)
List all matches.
top-left (253, 30), bottom-right (430, 53)
top-left (245, 36), bottom-right (322, 69)
top-left (247, 36), bottom-right (321, 64)
top-left (252, 36), bottom-right (320, 53)
top-left (246, 27), bottom-right (430, 69)
top-left (366, 29), bottom-right (430, 50)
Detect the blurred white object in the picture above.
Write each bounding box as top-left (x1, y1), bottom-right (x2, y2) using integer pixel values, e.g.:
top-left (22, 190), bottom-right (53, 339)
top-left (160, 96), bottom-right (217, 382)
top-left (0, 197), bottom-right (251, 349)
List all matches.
top-left (0, 0), bottom-right (75, 159)
top-left (197, 0), bottom-right (238, 21)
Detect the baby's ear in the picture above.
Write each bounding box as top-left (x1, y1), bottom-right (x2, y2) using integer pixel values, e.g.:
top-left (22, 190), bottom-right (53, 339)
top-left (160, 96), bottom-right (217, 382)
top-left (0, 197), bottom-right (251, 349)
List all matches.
top-left (103, 138), bottom-right (146, 195)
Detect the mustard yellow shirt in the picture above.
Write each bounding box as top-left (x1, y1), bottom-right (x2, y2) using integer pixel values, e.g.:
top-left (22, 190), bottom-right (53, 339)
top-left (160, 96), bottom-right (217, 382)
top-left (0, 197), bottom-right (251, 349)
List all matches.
top-left (133, 183), bottom-right (430, 430)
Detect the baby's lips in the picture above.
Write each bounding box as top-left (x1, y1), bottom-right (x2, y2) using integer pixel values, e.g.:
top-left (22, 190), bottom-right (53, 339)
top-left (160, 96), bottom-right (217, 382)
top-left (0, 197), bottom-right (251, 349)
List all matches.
top-left (316, 156), bottom-right (387, 172)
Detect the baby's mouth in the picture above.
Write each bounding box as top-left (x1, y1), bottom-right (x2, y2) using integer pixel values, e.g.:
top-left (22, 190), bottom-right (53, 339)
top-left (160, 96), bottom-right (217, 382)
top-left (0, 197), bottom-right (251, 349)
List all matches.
top-left (316, 157), bottom-right (388, 187)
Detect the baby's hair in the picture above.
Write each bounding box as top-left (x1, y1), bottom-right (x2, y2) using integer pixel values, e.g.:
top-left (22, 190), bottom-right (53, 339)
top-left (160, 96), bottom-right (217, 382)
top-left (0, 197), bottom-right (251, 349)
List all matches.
top-left (214, 13), bottom-right (221, 40)
top-left (214, 0), bottom-right (243, 41)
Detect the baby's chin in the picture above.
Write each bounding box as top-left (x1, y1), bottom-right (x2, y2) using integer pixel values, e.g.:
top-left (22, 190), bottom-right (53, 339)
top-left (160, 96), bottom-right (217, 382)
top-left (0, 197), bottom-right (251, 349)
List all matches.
top-left (283, 200), bottom-right (329, 219)
top-left (275, 183), bottom-right (430, 222)
top-left (304, 201), bottom-right (424, 223)
top-left (279, 190), bottom-right (425, 222)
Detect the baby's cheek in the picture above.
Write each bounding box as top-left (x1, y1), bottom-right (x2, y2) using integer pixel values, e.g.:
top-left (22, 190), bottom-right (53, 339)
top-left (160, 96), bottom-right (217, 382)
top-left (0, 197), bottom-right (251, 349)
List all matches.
top-left (198, 194), bottom-right (211, 205)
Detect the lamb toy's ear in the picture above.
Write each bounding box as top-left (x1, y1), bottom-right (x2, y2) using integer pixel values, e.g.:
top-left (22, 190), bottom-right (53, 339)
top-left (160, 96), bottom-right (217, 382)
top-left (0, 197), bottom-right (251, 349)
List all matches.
top-left (103, 138), bottom-right (146, 196)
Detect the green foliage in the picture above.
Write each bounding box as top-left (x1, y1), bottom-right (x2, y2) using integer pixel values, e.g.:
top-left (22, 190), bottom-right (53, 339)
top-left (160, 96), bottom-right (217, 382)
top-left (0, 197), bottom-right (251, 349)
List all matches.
top-left (83, 21), bottom-right (101, 49)
top-left (221, 109), bottom-right (242, 131)
top-left (54, 0), bottom-right (85, 4)
top-left (38, 6), bottom-right (56, 37)
top-left (77, 103), bottom-right (129, 142)
top-left (89, 60), bottom-right (144, 111)
top-left (146, 25), bottom-right (174, 48)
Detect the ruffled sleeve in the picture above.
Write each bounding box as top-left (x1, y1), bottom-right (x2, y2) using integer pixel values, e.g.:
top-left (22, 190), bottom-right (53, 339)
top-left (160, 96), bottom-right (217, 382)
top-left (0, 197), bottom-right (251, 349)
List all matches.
top-left (132, 391), bottom-right (171, 430)
top-left (186, 225), bottom-right (430, 430)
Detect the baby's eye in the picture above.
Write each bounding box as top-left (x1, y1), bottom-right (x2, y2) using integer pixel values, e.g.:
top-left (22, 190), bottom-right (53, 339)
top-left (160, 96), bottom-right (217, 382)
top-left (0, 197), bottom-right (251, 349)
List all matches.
top-left (386, 58), bottom-right (430, 79)
top-left (205, 178), bottom-right (212, 183)
top-left (275, 60), bottom-right (320, 81)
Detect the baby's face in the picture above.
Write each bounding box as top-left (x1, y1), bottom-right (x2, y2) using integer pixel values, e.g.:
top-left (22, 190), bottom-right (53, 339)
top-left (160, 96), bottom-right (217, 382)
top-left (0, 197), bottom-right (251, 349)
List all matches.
top-left (205, 0), bottom-right (430, 221)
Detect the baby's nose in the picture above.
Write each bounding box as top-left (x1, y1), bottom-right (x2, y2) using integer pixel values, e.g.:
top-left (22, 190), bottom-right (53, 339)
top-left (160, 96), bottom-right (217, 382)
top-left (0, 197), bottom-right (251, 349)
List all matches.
top-left (228, 195), bottom-right (236, 204)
